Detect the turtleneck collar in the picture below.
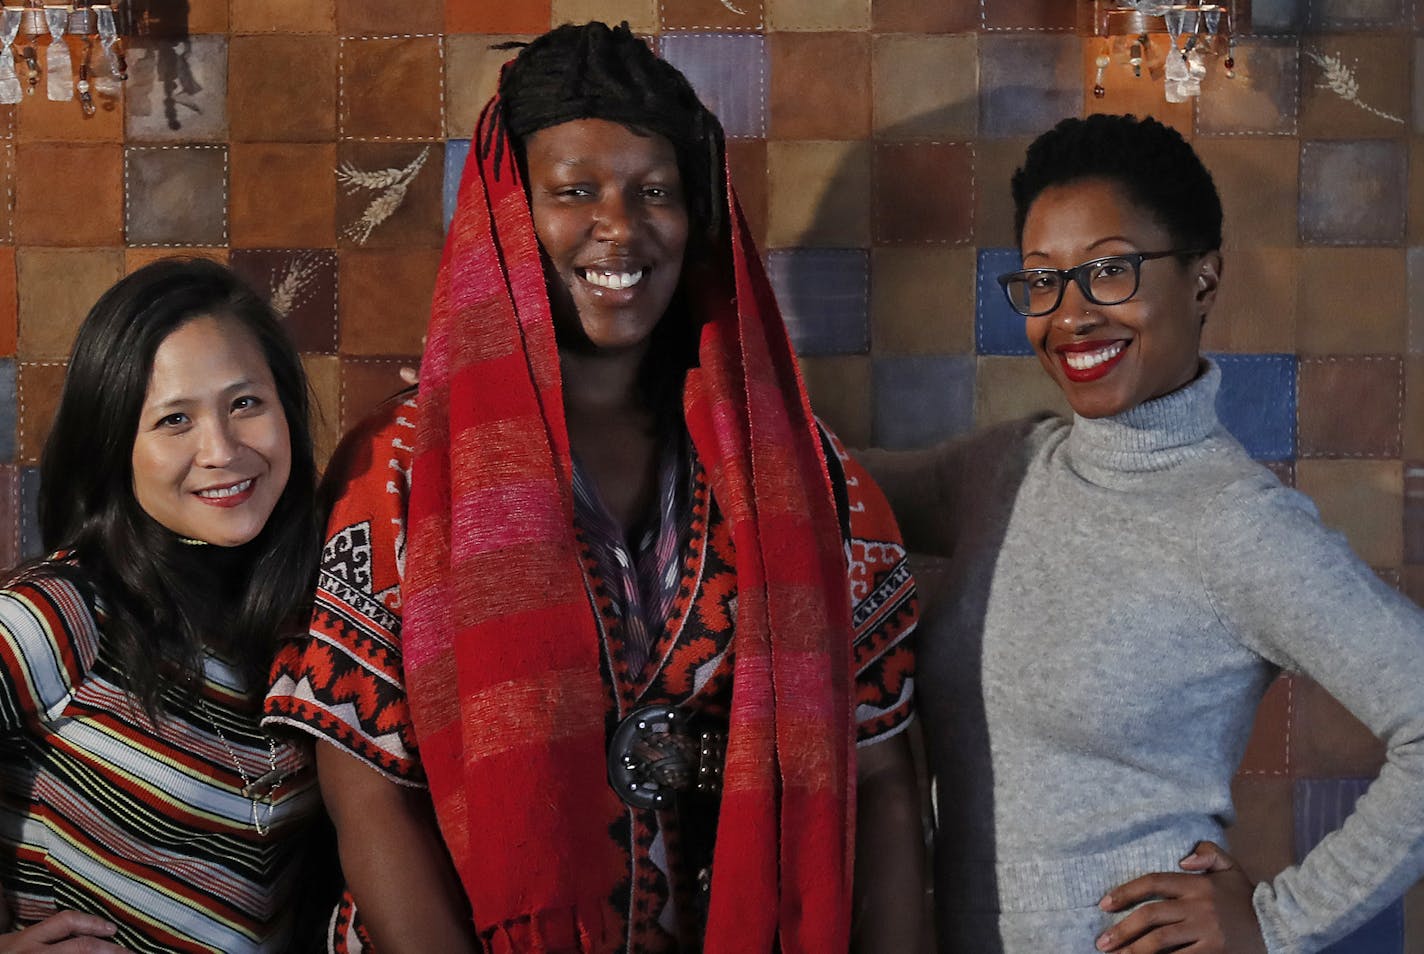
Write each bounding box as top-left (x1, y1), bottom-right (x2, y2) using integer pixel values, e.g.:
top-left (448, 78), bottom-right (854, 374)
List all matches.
top-left (1064, 358), bottom-right (1224, 475)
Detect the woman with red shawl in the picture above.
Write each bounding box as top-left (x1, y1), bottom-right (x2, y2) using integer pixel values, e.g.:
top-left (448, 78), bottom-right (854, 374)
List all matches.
top-left (265, 22), bottom-right (920, 954)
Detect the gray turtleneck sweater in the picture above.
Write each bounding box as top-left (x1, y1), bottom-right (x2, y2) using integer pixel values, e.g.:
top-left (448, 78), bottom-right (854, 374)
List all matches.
top-left (860, 363), bottom-right (1424, 953)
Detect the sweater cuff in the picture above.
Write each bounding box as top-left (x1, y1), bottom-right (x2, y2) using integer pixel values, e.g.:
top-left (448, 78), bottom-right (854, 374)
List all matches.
top-left (1252, 880), bottom-right (1300, 954)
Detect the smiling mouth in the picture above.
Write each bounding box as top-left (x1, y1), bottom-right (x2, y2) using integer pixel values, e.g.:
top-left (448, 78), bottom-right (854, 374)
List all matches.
top-left (1057, 340), bottom-right (1129, 382)
top-left (578, 267), bottom-right (646, 290)
top-left (195, 478), bottom-right (254, 500)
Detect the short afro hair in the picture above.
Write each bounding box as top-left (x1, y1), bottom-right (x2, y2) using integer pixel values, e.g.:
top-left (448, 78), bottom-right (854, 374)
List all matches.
top-left (1011, 114), bottom-right (1222, 253)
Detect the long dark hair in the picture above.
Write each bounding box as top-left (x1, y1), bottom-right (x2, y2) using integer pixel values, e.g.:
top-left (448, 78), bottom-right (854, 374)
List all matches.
top-left (21, 257), bottom-right (320, 710)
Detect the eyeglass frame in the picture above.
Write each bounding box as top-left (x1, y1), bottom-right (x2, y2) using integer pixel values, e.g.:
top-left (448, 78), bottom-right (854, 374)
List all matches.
top-left (995, 249), bottom-right (1208, 318)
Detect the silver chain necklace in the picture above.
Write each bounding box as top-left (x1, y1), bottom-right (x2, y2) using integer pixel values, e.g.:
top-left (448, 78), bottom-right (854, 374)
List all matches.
top-left (196, 696), bottom-right (284, 837)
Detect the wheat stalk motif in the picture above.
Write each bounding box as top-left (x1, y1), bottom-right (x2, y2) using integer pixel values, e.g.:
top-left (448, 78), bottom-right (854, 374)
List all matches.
top-left (1305, 49), bottom-right (1404, 124)
top-left (269, 252), bottom-right (324, 317)
top-left (338, 147), bottom-right (433, 245)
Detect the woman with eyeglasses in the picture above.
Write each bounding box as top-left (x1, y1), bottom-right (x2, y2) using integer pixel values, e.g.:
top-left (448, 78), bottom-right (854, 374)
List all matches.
top-left (860, 113), bottom-right (1424, 953)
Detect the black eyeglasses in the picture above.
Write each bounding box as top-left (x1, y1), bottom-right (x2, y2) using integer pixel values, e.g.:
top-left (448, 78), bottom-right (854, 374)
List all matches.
top-left (996, 250), bottom-right (1206, 318)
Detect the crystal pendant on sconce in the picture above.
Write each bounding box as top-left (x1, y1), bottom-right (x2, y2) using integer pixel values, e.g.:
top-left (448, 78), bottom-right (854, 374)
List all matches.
top-left (44, 5), bottom-right (73, 102)
top-left (0, 7), bottom-right (21, 104)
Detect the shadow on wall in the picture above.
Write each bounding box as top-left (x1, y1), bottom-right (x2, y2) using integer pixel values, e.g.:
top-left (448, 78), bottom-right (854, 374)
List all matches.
top-left (125, 0), bottom-right (198, 132)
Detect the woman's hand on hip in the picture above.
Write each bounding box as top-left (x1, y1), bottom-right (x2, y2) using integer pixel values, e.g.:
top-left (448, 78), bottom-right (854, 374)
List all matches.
top-left (1095, 841), bottom-right (1266, 954)
top-left (0, 911), bottom-right (129, 952)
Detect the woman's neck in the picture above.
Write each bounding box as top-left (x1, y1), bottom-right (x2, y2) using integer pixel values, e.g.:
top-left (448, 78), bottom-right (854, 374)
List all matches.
top-left (558, 341), bottom-right (652, 419)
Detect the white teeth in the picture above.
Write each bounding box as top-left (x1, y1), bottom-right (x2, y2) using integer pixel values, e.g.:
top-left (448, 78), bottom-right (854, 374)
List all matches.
top-left (582, 269), bottom-right (645, 290)
top-left (197, 479), bottom-right (253, 499)
top-left (1064, 341), bottom-right (1126, 371)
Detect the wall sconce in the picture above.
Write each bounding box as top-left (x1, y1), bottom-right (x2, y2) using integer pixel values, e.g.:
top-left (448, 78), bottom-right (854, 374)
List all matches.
top-left (1083, 1), bottom-right (1249, 103)
top-left (0, 1), bottom-right (128, 115)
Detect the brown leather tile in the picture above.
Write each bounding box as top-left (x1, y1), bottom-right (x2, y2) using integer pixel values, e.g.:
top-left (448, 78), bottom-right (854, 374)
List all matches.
top-left (766, 140), bottom-right (871, 248)
top-left (445, 0), bottom-right (550, 33)
top-left (1298, 356), bottom-right (1403, 459)
top-left (18, 92), bottom-right (116, 153)
top-left (445, 34), bottom-right (534, 140)
top-left (1297, 249), bottom-right (1407, 355)
top-left (1407, 461), bottom-right (1423, 566)
top-left (1408, 881), bottom-right (1424, 954)
top-left (186, 0), bottom-right (230, 34)
top-left (1196, 40), bottom-right (1299, 136)
top-left (1193, 138), bottom-right (1300, 248)
top-left (229, 36), bottom-right (337, 142)
top-left (231, 0), bottom-right (336, 33)
top-left (18, 362), bottom-right (69, 465)
top-left (1225, 776), bottom-right (1295, 885)
top-left (125, 36), bottom-right (229, 143)
top-left (340, 0), bottom-right (442, 34)
top-left (770, 33), bottom-right (870, 141)
top-left (873, 142), bottom-right (973, 245)
top-left (799, 355), bottom-right (870, 448)
top-left (1405, 567), bottom-right (1424, 607)
top-left (1296, 459), bottom-right (1404, 567)
top-left (973, 136), bottom-right (1031, 249)
top-left (974, 355), bottom-right (1070, 427)
top-left (230, 249), bottom-right (339, 352)
top-left (766, 0), bottom-right (869, 31)
top-left (0, 250), bottom-right (15, 358)
top-left (337, 142), bottom-right (444, 249)
top-left (870, 247), bottom-right (975, 354)
top-left (125, 146), bottom-right (229, 247)
top-left (870, 0), bottom-right (976, 33)
top-left (301, 354), bottom-right (341, 468)
top-left (1264, 460), bottom-right (1296, 489)
top-left (0, 143), bottom-right (10, 243)
top-left (1237, 674), bottom-right (1292, 776)
top-left (872, 35), bottom-right (976, 141)
top-left (726, 140), bottom-right (768, 252)
top-left (1290, 675), bottom-right (1386, 777)
top-left (339, 248), bottom-right (439, 356)
top-left (229, 143), bottom-right (338, 249)
top-left (1406, 357), bottom-right (1424, 460)
top-left (15, 143), bottom-right (123, 246)
top-left (1200, 248), bottom-right (1297, 354)
top-left (1411, 141), bottom-right (1424, 246)
top-left (16, 249), bottom-right (123, 361)
top-left (1300, 35), bottom-right (1412, 138)
top-left (1083, 47), bottom-right (1193, 131)
top-left (341, 36), bottom-right (444, 141)
top-left (342, 358), bottom-right (414, 433)
top-left (661, 0), bottom-right (765, 30)
top-left (554, 0), bottom-right (658, 32)
top-left (980, 0), bottom-right (1075, 30)
top-left (125, 248), bottom-right (229, 272)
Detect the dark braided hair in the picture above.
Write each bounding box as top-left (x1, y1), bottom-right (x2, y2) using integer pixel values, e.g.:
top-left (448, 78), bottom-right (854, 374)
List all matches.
top-left (479, 21), bottom-right (727, 253)
top-left (1011, 114), bottom-right (1222, 254)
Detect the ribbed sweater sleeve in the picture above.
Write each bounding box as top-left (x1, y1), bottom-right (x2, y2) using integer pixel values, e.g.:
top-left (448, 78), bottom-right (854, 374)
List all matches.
top-left (1198, 475), bottom-right (1424, 954)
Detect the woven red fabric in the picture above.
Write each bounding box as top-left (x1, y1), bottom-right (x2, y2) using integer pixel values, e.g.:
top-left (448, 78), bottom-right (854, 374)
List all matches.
top-left (402, 99), bottom-right (854, 952)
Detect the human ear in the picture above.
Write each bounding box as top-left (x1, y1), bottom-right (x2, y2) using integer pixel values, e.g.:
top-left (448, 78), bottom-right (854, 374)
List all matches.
top-left (1194, 251), bottom-right (1223, 320)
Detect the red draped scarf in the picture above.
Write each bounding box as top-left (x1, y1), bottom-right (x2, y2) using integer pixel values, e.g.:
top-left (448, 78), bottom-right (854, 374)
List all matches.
top-left (402, 97), bottom-right (855, 953)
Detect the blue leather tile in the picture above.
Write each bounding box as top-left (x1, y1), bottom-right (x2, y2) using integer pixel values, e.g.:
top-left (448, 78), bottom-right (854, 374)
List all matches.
top-left (1300, 140), bottom-right (1407, 245)
top-left (872, 354), bottom-right (975, 450)
top-left (1293, 777), bottom-right (1405, 954)
top-left (0, 360), bottom-right (15, 464)
top-left (125, 146), bottom-right (229, 247)
top-left (976, 247), bottom-right (1031, 357)
top-left (978, 35), bottom-right (1079, 138)
top-left (19, 466), bottom-right (40, 561)
top-left (659, 34), bottom-right (766, 139)
top-left (1251, 0), bottom-right (1306, 31)
top-left (126, 36), bottom-right (229, 142)
top-left (444, 139), bottom-right (470, 232)
top-left (1409, 247), bottom-right (1424, 355)
top-left (1209, 353), bottom-right (1296, 462)
top-left (765, 249), bottom-right (868, 357)
top-left (1197, 40), bottom-right (1299, 136)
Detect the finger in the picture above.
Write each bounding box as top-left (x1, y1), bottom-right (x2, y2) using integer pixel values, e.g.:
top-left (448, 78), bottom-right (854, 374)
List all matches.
top-left (1101, 873), bottom-right (1206, 910)
top-left (16, 910), bottom-right (118, 942)
top-left (1114, 920), bottom-right (1204, 954)
top-left (1097, 901), bottom-right (1185, 950)
top-left (399, 367), bottom-right (419, 386)
top-left (1179, 840), bottom-right (1237, 873)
